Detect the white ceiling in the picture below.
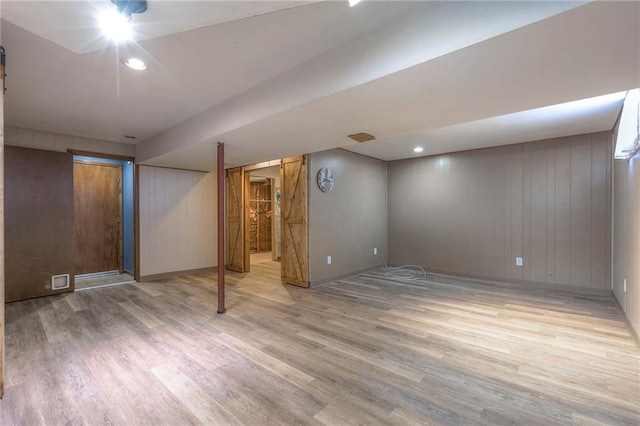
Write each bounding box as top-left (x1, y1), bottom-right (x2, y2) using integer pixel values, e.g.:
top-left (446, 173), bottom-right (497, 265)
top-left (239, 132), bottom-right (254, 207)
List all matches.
top-left (2, 1), bottom-right (639, 170)
top-left (2, 0), bottom-right (418, 143)
top-left (1, 1), bottom-right (320, 54)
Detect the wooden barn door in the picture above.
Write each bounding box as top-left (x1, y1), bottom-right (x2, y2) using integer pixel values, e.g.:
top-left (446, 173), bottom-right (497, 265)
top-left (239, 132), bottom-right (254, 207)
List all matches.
top-left (280, 156), bottom-right (309, 287)
top-left (226, 167), bottom-right (250, 272)
top-left (74, 161), bottom-right (122, 275)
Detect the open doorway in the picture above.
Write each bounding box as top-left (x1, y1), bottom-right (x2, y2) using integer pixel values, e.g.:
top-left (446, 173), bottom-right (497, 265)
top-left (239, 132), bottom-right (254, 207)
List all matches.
top-left (248, 166), bottom-right (281, 267)
top-left (73, 155), bottom-right (136, 290)
top-left (226, 156), bottom-right (309, 287)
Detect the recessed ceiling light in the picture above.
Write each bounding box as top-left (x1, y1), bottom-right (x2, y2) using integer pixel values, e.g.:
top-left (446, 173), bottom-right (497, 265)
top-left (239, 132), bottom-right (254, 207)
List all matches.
top-left (349, 0), bottom-right (363, 7)
top-left (123, 57), bottom-right (147, 71)
top-left (99, 9), bottom-right (132, 42)
top-left (414, 147), bottom-right (424, 153)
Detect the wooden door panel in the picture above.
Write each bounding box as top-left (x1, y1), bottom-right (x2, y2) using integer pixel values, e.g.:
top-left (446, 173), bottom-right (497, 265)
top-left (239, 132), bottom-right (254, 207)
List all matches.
top-left (74, 161), bottom-right (122, 275)
top-left (226, 167), bottom-right (246, 272)
top-left (281, 156), bottom-right (308, 287)
top-left (243, 171), bottom-right (251, 272)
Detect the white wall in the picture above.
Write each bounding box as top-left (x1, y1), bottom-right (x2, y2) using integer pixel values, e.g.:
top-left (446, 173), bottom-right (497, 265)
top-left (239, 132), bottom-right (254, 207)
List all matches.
top-left (138, 165), bottom-right (217, 278)
top-left (4, 125), bottom-right (135, 157)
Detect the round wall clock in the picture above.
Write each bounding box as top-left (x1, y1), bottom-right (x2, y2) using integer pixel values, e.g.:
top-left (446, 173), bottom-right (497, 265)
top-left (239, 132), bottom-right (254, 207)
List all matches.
top-left (317, 167), bottom-right (335, 192)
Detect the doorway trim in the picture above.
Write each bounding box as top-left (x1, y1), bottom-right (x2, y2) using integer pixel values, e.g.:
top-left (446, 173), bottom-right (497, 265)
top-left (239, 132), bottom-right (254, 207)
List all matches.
top-left (224, 157), bottom-right (309, 287)
top-left (71, 152), bottom-right (138, 281)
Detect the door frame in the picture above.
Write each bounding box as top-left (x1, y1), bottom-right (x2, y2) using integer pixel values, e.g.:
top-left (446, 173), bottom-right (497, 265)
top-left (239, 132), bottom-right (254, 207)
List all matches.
top-left (225, 158), bottom-right (309, 286)
top-left (73, 160), bottom-right (123, 275)
top-left (68, 149), bottom-right (138, 279)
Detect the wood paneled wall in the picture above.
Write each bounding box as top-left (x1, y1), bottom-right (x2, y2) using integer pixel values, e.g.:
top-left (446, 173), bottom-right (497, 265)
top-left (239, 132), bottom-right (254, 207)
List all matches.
top-left (4, 146), bottom-right (76, 302)
top-left (138, 165), bottom-right (216, 278)
top-left (4, 125), bottom-right (135, 157)
top-left (309, 149), bottom-right (388, 285)
top-left (388, 132), bottom-right (612, 290)
top-left (613, 155), bottom-right (640, 340)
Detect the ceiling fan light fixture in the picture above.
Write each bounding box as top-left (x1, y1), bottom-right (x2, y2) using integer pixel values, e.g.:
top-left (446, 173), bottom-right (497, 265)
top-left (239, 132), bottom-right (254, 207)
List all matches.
top-left (111, 0), bottom-right (148, 18)
top-left (99, 9), bottom-right (132, 41)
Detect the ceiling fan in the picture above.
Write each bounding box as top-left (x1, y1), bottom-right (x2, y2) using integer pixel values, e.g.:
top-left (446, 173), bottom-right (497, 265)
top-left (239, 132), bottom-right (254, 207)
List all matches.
top-left (111, 0), bottom-right (147, 19)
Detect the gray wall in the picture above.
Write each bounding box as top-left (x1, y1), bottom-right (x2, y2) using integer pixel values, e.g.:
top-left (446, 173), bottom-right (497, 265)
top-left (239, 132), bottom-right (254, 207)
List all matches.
top-left (309, 149), bottom-right (387, 284)
top-left (388, 132), bottom-right (612, 290)
top-left (613, 154), bottom-right (640, 340)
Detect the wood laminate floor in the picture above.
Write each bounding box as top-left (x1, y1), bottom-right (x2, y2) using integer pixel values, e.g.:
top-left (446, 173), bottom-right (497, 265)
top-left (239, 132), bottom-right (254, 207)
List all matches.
top-left (250, 252), bottom-right (275, 265)
top-left (1, 262), bottom-right (638, 425)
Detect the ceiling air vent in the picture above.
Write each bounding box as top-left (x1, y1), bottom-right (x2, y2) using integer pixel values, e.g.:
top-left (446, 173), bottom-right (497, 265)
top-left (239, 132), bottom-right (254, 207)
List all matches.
top-left (348, 133), bottom-right (376, 143)
top-left (51, 274), bottom-right (70, 290)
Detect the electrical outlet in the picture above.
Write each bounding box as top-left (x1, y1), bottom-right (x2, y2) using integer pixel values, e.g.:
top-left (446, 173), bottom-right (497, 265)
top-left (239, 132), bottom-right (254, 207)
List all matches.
top-left (373, 247), bottom-right (378, 255)
top-left (624, 278), bottom-right (627, 292)
top-left (515, 257), bottom-right (523, 266)
top-left (327, 255), bottom-right (332, 265)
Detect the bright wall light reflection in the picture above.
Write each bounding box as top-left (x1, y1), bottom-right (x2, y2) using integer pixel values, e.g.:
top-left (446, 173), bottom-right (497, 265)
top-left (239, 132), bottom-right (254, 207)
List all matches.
top-left (515, 91), bottom-right (626, 126)
top-left (615, 89), bottom-right (640, 159)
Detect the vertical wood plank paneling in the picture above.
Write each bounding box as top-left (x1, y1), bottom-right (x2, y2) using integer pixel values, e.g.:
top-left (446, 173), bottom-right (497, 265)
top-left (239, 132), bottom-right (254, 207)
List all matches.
top-left (468, 151), bottom-right (495, 276)
top-left (529, 144), bottom-right (548, 282)
top-left (388, 132), bottom-right (612, 290)
top-left (504, 154), bottom-right (513, 279)
top-left (139, 166), bottom-right (216, 277)
top-left (590, 133), bottom-right (608, 288)
top-left (554, 139), bottom-right (572, 285)
top-left (545, 143), bottom-right (557, 283)
top-left (522, 145), bottom-right (532, 280)
top-left (492, 152), bottom-right (507, 278)
top-left (309, 149), bottom-right (387, 284)
top-left (570, 137), bottom-right (592, 286)
top-left (605, 135), bottom-right (613, 289)
top-left (510, 146), bottom-right (524, 280)
top-left (613, 152), bottom-right (640, 340)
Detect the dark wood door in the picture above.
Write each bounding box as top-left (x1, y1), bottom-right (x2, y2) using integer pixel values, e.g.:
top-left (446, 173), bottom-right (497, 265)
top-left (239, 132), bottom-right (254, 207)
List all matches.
top-left (74, 161), bottom-right (122, 275)
top-left (280, 156), bottom-right (308, 287)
